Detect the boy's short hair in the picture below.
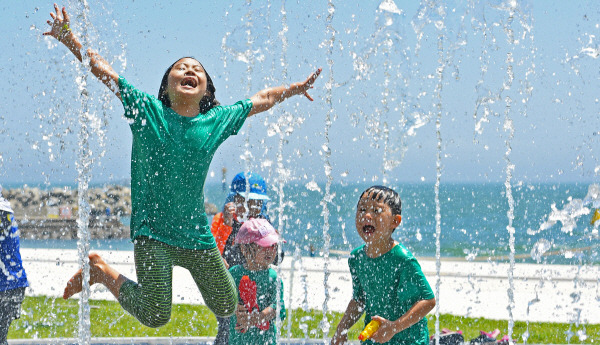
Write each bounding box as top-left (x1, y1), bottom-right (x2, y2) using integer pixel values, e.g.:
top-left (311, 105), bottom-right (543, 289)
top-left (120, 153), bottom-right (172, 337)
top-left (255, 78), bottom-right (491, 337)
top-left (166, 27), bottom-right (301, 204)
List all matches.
top-left (358, 185), bottom-right (402, 216)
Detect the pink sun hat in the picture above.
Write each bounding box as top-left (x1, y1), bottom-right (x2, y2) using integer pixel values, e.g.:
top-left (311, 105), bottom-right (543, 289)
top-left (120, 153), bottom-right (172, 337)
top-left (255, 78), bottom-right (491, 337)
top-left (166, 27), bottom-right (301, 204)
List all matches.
top-left (235, 218), bottom-right (285, 247)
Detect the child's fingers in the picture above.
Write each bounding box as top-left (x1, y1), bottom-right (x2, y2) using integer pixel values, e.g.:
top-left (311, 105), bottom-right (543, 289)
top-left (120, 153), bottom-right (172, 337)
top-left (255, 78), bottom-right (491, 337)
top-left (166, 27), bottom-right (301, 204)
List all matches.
top-left (54, 4), bottom-right (63, 20)
top-left (62, 7), bottom-right (70, 22)
top-left (309, 68), bottom-right (323, 83)
top-left (304, 91), bottom-right (314, 102)
top-left (50, 11), bottom-right (56, 20)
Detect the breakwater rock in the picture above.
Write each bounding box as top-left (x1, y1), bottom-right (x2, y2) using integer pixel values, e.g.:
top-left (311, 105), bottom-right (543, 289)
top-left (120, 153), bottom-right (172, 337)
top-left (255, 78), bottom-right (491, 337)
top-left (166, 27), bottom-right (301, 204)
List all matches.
top-left (3, 185), bottom-right (132, 217)
top-left (2, 185), bottom-right (218, 240)
top-left (18, 217), bottom-right (129, 240)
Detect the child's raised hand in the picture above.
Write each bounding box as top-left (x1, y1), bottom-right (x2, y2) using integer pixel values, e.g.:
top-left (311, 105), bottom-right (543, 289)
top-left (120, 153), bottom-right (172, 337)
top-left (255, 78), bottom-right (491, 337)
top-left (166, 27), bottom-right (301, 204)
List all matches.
top-left (43, 4), bottom-right (72, 43)
top-left (298, 68), bottom-right (322, 101)
top-left (368, 316), bottom-right (399, 343)
top-left (223, 202), bottom-right (236, 227)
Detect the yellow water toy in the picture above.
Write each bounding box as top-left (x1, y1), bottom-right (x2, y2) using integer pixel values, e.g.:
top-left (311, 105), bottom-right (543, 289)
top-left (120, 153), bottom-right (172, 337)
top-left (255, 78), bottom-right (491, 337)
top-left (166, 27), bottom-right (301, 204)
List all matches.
top-left (358, 320), bottom-right (380, 341)
top-left (591, 209), bottom-right (600, 225)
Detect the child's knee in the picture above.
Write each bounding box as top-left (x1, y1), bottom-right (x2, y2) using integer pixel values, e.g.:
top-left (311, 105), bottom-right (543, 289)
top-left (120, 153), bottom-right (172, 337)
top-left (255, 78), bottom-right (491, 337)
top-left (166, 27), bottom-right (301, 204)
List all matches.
top-left (212, 298), bottom-right (237, 318)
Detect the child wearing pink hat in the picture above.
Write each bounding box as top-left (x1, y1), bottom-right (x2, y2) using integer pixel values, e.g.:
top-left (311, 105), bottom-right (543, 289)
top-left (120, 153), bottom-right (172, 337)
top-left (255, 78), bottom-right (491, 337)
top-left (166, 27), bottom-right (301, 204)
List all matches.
top-left (228, 218), bottom-right (286, 345)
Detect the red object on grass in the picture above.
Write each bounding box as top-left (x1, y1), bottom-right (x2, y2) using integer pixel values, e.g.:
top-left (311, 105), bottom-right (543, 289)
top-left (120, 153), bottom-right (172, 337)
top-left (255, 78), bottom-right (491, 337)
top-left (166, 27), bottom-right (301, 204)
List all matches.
top-left (238, 275), bottom-right (269, 331)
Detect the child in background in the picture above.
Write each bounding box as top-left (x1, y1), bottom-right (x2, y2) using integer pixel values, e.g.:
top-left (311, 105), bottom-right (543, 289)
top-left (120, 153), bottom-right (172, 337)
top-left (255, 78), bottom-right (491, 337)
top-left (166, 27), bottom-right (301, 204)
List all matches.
top-left (0, 186), bottom-right (28, 345)
top-left (44, 4), bottom-right (319, 328)
top-left (229, 218), bottom-right (286, 345)
top-left (331, 186), bottom-right (436, 345)
top-left (211, 172), bottom-right (271, 345)
top-left (212, 172), bottom-right (271, 269)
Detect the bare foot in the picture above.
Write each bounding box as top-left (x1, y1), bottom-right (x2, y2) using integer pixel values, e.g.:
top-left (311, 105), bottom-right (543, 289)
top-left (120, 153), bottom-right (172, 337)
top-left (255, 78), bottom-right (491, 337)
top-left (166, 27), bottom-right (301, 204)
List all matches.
top-left (63, 253), bottom-right (107, 299)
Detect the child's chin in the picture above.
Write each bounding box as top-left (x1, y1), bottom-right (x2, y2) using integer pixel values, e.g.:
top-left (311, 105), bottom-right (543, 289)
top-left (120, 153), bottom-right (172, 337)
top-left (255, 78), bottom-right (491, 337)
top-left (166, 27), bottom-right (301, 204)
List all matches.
top-left (360, 232), bottom-right (377, 242)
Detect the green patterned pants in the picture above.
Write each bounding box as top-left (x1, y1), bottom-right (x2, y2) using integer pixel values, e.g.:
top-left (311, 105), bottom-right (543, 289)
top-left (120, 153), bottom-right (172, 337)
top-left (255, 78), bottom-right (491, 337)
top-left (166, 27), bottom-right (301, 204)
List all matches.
top-left (118, 236), bottom-right (238, 328)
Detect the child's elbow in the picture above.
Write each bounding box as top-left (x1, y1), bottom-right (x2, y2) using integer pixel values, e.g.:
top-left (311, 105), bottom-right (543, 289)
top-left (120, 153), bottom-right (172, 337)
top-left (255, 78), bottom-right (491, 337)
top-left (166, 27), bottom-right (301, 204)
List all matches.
top-left (427, 298), bottom-right (437, 310)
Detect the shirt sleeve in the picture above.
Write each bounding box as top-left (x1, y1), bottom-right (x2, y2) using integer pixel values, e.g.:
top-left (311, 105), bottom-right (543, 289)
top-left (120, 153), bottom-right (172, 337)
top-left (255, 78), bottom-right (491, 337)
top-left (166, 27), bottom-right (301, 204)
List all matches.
top-left (266, 270), bottom-right (286, 320)
top-left (118, 76), bottom-right (165, 127)
top-left (213, 99), bottom-right (252, 138)
top-left (277, 277), bottom-right (287, 320)
top-left (349, 256), bottom-right (366, 304)
top-left (400, 258), bottom-right (435, 301)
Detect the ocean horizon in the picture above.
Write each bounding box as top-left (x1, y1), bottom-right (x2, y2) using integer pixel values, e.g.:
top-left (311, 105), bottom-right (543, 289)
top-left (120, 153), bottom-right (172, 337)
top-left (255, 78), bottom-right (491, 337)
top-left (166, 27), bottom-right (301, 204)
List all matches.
top-left (10, 181), bottom-right (599, 266)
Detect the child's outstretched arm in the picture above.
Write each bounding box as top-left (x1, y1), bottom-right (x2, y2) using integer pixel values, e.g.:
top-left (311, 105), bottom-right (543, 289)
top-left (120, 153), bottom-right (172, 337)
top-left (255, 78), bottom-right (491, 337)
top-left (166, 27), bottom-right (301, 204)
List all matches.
top-left (43, 3), bottom-right (120, 99)
top-left (247, 68), bottom-right (322, 117)
top-left (369, 298), bottom-right (436, 344)
top-left (331, 298), bottom-right (364, 345)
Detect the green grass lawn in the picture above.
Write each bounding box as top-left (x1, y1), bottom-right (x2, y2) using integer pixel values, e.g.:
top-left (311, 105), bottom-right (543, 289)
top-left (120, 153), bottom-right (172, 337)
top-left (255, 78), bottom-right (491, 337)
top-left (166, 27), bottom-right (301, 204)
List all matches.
top-left (8, 296), bottom-right (599, 344)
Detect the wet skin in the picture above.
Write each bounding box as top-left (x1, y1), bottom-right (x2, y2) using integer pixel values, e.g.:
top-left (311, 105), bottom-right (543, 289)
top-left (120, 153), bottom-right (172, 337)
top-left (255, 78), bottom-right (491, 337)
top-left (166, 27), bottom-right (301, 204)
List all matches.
top-left (355, 193), bottom-right (402, 258)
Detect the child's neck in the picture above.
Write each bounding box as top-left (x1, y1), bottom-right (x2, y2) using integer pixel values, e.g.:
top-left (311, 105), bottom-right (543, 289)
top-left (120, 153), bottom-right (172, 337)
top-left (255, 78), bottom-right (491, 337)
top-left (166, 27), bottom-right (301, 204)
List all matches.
top-left (243, 262), bottom-right (269, 272)
top-left (364, 238), bottom-right (396, 258)
top-left (170, 100), bottom-right (200, 117)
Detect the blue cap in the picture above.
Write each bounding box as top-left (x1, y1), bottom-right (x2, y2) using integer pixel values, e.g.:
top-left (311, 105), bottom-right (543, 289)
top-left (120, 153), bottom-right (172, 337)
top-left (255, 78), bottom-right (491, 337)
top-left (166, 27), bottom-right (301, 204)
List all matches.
top-left (229, 172), bottom-right (270, 201)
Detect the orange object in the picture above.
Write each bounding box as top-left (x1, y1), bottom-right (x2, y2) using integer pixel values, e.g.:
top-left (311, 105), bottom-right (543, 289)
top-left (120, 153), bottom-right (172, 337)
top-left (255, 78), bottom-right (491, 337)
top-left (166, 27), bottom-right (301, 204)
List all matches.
top-left (210, 212), bottom-right (233, 254)
top-left (358, 320), bottom-right (380, 341)
top-left (238, 275), bottom-right (269, 331)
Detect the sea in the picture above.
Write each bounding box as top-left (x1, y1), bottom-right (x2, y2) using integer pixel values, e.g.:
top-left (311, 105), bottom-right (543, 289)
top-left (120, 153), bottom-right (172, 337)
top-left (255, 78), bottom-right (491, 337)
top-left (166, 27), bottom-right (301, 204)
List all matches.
top-left (17, 182), bottom-right (600, 266)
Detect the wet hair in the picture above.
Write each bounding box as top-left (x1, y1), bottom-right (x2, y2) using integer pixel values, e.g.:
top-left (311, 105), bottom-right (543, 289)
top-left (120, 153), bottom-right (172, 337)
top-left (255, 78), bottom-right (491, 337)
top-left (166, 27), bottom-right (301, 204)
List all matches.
top-left (157, 57), bottom-right (220, 113)
top-left (358, 185), bottom-right (402, 216)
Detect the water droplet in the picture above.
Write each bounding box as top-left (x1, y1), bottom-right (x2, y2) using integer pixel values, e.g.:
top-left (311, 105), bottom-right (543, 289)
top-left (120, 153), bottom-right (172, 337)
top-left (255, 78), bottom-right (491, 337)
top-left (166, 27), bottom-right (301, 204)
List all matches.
top-left (305, 181), bottom-right (321, 193)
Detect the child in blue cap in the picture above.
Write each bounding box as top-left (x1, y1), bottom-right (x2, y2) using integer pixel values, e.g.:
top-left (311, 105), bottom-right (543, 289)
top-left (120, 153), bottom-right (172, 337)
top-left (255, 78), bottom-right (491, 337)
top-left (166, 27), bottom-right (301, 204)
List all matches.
top-left (212, 172), bottom-right (272, 267)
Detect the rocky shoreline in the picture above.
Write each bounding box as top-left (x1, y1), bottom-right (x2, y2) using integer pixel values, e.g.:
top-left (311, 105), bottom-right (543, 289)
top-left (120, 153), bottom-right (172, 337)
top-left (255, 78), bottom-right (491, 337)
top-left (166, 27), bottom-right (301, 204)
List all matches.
top-left (2, 186), bottom-right (217, 240)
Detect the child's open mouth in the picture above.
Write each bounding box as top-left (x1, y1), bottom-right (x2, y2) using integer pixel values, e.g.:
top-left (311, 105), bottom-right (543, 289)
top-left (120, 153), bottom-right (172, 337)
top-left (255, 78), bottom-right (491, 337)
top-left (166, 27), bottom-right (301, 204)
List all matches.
top-left (181, 77), bottom-right (197, 88)
top-left (362, 225), bottom-right (375, 234)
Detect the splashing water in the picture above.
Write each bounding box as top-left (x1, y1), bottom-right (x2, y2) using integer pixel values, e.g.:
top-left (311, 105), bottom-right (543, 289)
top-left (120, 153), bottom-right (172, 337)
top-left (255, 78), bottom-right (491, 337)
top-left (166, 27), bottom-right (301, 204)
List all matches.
top-left (499, 2), bottom-right (520, 342)
top-left (432, 1), bottom-right (447, 342)
top-left (74, 1), bottom-right (93, 343)
top-left (275, 1), bottom-right (289, 341)
top-left (7, 1), bottom-right (600, 343)
top-left (319, 0), bottom-right (336, 338)
top-left (530, 184), bottom-right (600, 235)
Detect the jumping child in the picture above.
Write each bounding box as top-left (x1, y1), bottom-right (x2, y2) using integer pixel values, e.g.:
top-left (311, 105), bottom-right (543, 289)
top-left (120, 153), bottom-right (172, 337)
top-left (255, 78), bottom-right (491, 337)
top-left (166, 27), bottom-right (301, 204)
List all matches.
top-left (43, 4), bottom-right (320, 328)
top-left (331, 186), bottom-right (436, 345)
top-left (229, 218), bottom-right (286, 345)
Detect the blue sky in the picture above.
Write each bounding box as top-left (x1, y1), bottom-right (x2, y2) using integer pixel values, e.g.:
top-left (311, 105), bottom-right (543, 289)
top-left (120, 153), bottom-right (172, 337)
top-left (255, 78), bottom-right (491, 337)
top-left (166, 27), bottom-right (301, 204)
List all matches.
top-left (0, 0), bottom-right (599, 187)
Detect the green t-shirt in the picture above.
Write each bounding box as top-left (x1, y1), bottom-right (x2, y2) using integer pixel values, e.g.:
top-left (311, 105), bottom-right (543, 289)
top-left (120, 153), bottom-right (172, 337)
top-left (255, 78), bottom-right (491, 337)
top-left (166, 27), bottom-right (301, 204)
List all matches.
top-left (118, 77), bottom-right (251, 249)
top-left (349, 243), bottom-right (435, 345)
top-left (228, 265), bottom-right (286, 345)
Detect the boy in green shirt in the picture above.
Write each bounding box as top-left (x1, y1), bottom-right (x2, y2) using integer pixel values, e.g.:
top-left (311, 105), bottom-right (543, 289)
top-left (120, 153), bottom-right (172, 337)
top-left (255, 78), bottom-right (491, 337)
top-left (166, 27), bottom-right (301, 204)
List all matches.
top-left (332, 186), bottom-right (436, 345)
